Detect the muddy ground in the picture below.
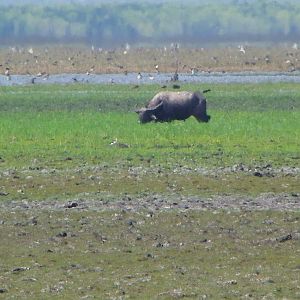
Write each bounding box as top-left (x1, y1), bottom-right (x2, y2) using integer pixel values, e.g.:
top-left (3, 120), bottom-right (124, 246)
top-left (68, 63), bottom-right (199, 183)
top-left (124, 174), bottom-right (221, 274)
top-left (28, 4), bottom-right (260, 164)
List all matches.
top-left (1, 192), bottom-right (300, 213)
top-left (1, 162), bottom-right (299, 298)
top-left (0, 193), bottom-right (299, 299)
top-left (1, 163), bottom-right (299, 210)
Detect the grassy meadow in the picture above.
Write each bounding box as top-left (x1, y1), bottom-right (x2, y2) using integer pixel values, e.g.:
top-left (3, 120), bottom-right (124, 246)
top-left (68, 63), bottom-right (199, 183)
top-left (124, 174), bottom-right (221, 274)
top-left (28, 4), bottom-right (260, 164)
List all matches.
top-left (0, 82), bottom-right (299, 200)
top-left (1, 82), bottom-right (299, 167)
top-left (0, 82), bottom-right (300, 299)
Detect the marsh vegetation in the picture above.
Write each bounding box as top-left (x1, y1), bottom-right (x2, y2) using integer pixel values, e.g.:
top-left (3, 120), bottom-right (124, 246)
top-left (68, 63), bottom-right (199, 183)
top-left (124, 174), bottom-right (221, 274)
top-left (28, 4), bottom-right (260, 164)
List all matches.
top-left (1, 1), bottom-right (300, 45)
top-left (0, 82), bottom-right (299, 298)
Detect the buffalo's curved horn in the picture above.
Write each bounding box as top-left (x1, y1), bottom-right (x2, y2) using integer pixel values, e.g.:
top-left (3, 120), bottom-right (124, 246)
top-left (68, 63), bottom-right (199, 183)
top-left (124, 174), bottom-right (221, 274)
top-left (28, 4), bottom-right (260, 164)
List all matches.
top-left (202, 89), bottom-right (211, 94)
top-left (145, 101), bottom-right (163, 112)
top-left (134, 107), bottom-right (146, 113)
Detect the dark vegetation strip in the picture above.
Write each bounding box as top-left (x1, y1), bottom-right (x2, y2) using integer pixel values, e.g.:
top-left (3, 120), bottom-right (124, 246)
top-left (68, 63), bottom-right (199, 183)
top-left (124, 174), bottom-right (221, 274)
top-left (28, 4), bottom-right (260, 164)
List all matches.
top-left (1, 0), bottom-right (300, 44)
top-left (0, 82), bottom-right (299, 112)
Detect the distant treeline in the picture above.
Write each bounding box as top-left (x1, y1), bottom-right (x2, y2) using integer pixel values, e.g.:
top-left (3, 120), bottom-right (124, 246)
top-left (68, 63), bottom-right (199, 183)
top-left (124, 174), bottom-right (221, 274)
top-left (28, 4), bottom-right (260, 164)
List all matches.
top-left (1, 1), bottom-right (300, 45)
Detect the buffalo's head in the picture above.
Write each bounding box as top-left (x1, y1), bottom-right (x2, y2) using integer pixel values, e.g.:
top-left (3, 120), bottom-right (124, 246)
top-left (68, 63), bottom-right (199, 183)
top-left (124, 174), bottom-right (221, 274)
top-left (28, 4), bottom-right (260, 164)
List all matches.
top-left (135, 102), bottom-right (163, 123)
top-left (199, 113), bottom-right (211, 122)
top-left (194, 98), bottom-right (211, 123)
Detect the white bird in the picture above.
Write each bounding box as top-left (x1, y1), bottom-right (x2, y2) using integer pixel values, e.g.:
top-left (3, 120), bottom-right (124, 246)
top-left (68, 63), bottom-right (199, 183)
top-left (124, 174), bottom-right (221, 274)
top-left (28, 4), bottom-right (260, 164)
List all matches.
top-left (137, 72), bottom-right (142, 80)
top-left (148, 75), bottom-right (154, 80)
top-left (43, 74), bottom-right (49, 80)
top-left (292, 43), bottom-right (298, 50)
top-left (110, 138), bottom-right (118, 146)
top-left (110, 138), bottom-right (129, 148)
top-left (239, 45), bottom-right (246, 54)
top-left (191, 68), bottom-right (198, 75)
top-left (125, 43), bottom-right (130, 51)
top-left (28, 47), bottom-right (34, 55)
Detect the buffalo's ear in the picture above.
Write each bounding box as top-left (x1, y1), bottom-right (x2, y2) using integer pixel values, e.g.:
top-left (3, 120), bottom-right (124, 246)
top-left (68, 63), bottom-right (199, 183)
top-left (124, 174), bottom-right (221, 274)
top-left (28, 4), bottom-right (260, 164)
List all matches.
top-left (199, 98), bottom-right (207, 110)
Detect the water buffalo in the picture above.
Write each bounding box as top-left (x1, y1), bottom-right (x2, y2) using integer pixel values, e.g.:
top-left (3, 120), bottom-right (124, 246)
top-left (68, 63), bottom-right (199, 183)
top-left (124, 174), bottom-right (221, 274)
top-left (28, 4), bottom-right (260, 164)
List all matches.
top-left (135, 90), bottom-right (211, 123)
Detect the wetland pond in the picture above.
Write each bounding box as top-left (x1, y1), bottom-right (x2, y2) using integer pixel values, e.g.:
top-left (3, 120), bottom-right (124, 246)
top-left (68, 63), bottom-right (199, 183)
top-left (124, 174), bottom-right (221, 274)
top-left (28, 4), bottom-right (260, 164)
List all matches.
top-left (1, 71), bottom-right (300, 86)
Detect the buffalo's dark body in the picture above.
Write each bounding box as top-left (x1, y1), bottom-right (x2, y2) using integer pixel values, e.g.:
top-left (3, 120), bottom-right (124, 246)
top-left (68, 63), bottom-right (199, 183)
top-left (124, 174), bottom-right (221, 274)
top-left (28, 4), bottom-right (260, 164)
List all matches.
top-left (136, 91), bottom-right (210, 123)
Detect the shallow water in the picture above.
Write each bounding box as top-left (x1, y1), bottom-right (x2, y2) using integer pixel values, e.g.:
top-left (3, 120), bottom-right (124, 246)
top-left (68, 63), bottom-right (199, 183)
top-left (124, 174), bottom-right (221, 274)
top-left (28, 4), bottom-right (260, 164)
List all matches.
top-left (1, 71), bottom-right (300, 86)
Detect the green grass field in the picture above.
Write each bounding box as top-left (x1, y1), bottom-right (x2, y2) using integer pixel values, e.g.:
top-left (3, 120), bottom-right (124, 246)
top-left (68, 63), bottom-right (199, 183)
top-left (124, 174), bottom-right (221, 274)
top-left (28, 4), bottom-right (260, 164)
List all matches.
top-left (1, 82), bottom-right (299, 168)
top-left (0, 83), bottom-right (299, 200)
top-left (0, 84), bottom-right (300, 199)
top-left (0, 82), bottom-right (300, 299)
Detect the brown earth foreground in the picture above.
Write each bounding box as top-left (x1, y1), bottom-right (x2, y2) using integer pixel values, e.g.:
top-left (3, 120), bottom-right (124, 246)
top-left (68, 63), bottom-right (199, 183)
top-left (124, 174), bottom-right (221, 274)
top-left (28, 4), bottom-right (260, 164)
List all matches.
top-left (1, 166), bottom-right (299, 298)
top-left (1, 45), bottom-right (300, 75)
top-left (0, 195), bottom-right (299, 299)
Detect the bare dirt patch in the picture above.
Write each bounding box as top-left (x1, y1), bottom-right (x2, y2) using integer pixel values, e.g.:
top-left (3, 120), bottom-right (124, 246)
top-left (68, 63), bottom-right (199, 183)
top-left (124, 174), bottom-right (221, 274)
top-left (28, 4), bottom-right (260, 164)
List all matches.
top-left (1, 192), bottom-right (299, 213)
top-left (0, 201), bottom-right (299, 299)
